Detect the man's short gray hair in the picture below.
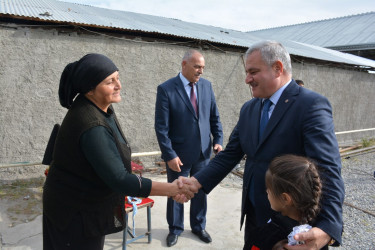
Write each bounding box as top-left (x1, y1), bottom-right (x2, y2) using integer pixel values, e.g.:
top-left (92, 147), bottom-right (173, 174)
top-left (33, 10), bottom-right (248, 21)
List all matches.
top-left (245, 41), bottom-right (292, 75)
top-left (182, 49), bottom-right (203, 62)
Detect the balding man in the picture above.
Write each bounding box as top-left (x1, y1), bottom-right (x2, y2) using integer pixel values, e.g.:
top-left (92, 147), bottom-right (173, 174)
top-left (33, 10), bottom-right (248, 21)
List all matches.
top-left (155, 50), bottom-right (223, 247)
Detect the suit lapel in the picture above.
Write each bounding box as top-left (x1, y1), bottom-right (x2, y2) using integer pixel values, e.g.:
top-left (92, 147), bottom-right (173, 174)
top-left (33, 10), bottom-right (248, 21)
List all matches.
top-left (174, 76), bottom-right (197, 118)
top-left (258, 82), bottom-right (299, 145)
top-left (251, 99), bottom-right (262, 148)
top-left (196, 80), bottom-right (203, 118)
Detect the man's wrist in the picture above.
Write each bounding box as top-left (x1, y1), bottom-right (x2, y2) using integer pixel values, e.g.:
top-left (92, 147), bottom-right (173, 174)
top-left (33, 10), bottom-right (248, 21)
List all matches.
top-left (191, 177), bottom-right (202, 189)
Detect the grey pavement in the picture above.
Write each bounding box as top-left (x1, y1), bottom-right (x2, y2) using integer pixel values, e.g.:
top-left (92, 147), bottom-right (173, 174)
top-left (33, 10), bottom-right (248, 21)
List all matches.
top-left (0, 174), bottom-right (243, 250)
top-left (1, 150), bottom-right (375, 249)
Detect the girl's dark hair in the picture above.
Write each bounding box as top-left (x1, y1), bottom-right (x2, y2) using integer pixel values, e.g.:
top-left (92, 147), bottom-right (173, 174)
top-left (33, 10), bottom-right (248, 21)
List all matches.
top-left (265, 154), bottom-right (322, 224)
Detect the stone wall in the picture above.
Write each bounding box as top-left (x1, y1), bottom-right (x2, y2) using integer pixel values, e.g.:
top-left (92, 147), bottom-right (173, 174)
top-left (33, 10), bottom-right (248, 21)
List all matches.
top-left (1, 25), bottom-right (374, 165)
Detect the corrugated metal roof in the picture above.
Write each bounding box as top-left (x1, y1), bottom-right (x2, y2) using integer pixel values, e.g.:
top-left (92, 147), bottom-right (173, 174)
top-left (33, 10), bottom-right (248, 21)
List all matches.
top-left (0, 0), bottom-right (259, 47)
top-left (247, 12), bottom-right (375, 50)
top-left (1, 0), bottom-right (375, 69)
top-left (277, 40), bottom-right (375, 67)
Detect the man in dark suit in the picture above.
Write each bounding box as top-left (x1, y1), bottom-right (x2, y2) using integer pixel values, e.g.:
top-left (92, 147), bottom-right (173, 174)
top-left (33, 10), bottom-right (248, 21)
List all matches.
top-left (177, 41), bottom-right (344, 249)
top-left (155, 50), bottom-right (223, 247)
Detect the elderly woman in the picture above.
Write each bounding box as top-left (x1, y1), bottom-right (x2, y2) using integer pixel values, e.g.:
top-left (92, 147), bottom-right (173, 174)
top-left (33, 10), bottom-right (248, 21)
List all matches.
top-left (43, 54), bottom-right (192, 249)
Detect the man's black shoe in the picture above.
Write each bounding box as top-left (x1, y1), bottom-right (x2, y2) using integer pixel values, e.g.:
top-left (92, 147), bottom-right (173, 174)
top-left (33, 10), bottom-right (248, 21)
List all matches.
top-left (166, 233), bottom-right (178, 247)
top-left (192, 229), bottom-right (212, 243)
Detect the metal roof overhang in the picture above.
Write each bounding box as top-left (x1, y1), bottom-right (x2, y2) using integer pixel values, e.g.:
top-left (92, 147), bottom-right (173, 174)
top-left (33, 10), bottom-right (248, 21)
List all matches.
top-left (1, 0), bottom-right (374, 71)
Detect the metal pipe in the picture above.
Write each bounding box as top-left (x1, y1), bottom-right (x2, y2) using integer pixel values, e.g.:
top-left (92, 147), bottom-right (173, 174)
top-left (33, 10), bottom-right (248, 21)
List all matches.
top-left (0, 162), bottom-right (43, 169)
top-left (2, 127), bottom-right (375, 169)
top-left (0, 151), bottom-right (162, 169)
top-left (131, 151), bottom-right (161, 157)
top-left (335, 127), bottom-right (375, 135)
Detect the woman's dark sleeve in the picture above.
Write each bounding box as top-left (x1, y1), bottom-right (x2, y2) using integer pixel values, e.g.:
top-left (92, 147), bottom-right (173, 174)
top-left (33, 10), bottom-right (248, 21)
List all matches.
top-left (80, 125), bottom-right (152, 197)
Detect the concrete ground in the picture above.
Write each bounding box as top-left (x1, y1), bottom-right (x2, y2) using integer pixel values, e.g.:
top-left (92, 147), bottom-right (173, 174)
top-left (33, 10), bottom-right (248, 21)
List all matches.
top-left (1, 149), bottom-right (375, 249)
top-left (0, 173), bottom-right (244, 250)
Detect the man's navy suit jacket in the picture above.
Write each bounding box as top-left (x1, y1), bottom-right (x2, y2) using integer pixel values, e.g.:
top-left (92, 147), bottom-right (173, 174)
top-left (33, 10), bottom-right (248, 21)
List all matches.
top-left (155, 74), bottom-right (223, 165)
top-left (194, 80), bottom-right (345, 244)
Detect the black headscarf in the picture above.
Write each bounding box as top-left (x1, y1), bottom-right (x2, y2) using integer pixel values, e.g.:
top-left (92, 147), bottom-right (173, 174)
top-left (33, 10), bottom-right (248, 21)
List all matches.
top-left (59, 53), bottom-right (119, 109)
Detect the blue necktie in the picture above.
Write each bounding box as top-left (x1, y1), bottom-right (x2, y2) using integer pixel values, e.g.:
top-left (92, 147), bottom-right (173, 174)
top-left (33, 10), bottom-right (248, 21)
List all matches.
top-left (249, 99), bottom-right (272, 205)
top-left (259, 99), bottom-right (272, 139)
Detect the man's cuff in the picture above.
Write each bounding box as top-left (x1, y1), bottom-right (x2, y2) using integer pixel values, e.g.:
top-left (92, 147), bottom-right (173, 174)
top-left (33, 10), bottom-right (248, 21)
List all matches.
top-left (329, 238), bottom-right (339, 247)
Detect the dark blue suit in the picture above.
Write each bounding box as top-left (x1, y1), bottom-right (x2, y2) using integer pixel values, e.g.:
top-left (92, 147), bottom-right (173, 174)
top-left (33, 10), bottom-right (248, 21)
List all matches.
top-left (155, 74), bottom-right (223, 234)
top-left (194, 80), bottom-right (344, 245)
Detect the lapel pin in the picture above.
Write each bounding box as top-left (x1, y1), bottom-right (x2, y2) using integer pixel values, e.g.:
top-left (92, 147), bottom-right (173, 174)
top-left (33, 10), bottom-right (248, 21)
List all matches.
top-left (285, 99), bottom-right (289, 103)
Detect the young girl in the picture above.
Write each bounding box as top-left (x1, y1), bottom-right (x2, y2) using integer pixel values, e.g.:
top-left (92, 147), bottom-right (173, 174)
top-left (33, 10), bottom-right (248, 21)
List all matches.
top-left (246, 154), bottom-right (325, 250)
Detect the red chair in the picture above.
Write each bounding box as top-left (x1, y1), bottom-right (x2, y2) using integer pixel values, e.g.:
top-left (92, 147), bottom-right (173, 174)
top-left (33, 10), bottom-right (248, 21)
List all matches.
top-left (122, 162), bottom-right (154, 250)
top-left (123, 197), bottom-right (154, 249)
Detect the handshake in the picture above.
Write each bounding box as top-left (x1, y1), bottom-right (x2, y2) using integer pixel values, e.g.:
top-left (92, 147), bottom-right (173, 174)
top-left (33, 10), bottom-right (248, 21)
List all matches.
top-left (170, 176), bottom-right (202, 203)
